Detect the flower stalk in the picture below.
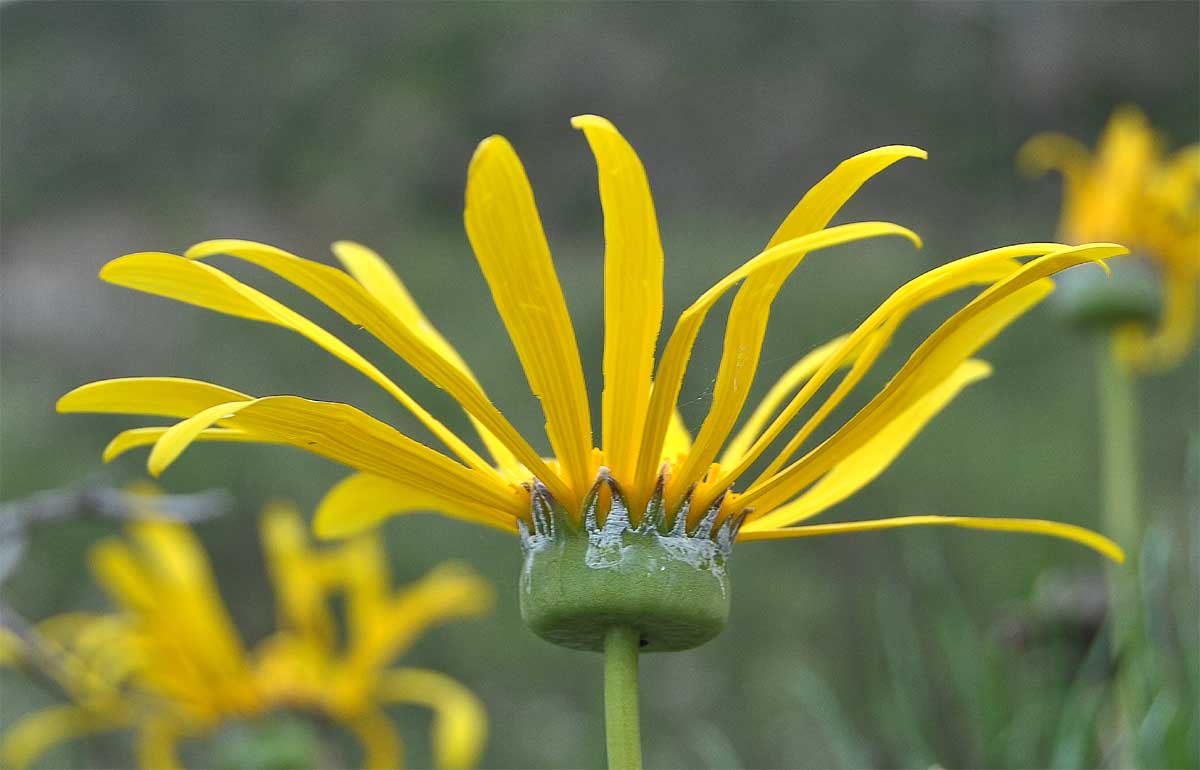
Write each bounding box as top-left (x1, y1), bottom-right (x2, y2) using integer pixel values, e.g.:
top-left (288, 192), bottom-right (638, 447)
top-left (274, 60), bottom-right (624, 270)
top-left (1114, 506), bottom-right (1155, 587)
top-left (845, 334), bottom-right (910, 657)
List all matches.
top-left (603, 626), bottom-right (643, 770)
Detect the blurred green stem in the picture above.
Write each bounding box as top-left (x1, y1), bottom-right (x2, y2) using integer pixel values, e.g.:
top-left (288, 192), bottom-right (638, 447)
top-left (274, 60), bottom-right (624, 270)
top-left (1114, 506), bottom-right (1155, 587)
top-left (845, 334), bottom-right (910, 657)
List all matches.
top-left (604, 626), bottom-right (643, 770)
top-left (1095, 338), bottom-right (1141, 766)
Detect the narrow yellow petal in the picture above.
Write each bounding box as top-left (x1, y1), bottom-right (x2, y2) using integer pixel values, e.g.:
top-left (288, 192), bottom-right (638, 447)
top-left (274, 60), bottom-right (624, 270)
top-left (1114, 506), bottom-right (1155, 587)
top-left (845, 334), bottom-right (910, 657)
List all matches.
top-left (743, 360), bottom-right (992, 530)
top-left (376, 668), bottom-right (488, 770)
top-left (332, 240), bottom-right (524, 477)
top-left (1, 705), bottom-right (120, 770)
top-left (103, 426), bottom-right (263, 463)
top-left (341, 709), bottom-right (403, 770)
top-left (671, 146), bottom-right (927, 502)
top-left (718, 335), bottom-right (851, 467)
top-left (572, 115), bottom-right (664, 484)
top-left (136, 717), bottom-right (186, 770)
top-left (1115, 268), bottom-right (1198, 372)
top-left (57, 377), bottom-right (250, 417)
top-left (464, 136), bottom-right (594, 501)
top-left (738, 514), bottom-right (1124, 563)
top-left (633, 221), bottom-right (922, 500)
top-left (99, 251), bottom-right (497, 476)
top-left (184, 238), bottom-right (569, 504)
top-left (662, 409), bottom-right (692, 462)
top-left (740, 243), bottom-right (1127, 515)
top-left (146, 395), bottom-right (526, 519)
top-left (314, 472), bottom-right (520, 539)
top-left (259, 503), bottom-right (336, 647)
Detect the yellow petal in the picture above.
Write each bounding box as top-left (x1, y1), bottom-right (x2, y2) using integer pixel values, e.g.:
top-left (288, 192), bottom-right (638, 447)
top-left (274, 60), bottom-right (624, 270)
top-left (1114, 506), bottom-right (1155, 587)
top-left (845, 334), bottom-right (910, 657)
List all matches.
top-left (57, 377), bottom-right (250, 417)
top-left (740, 243), bottom-right (1126, 515)
top-left (718, 335), bottom-right (851, 467)
top-left (146, 396), bottom-right (526, 520)
top-left (572, 115), bottom-right (664, 484)
top-left (136, 716), bottom-right (186, 770)
top-left (464, 135), bottom-right (594, 502)
top-left (1, 705), bottom-right (120, 770)
top-left (662, 409), bottom-right (692, 462)
top-left (671, 146), bottom-right (927, 503)
top-left (743, 360), bottom-right (992, 530)
top-left (376, 668), bottom-right (488, 770)
top-left (708, 244), bottom-right (1061, 500)
top-left (1115, 268), bottom-right (1198, 372)
top-left (331, 240), bottom-right (524, 477)
top-left (103, 426), bottom-right (263, 462)
top-left (633, 221), bottom-right (922, 499)
top-left (314, 472), bottom-right (520, 539)
top-left (184, 238), bottom-right (568, 504)
top-left (738, 514), bottom-right (1124, 563)
top-left (99, 251), bottom-right (496, 477)
top-left (340, 709), bottom-right (403, 770)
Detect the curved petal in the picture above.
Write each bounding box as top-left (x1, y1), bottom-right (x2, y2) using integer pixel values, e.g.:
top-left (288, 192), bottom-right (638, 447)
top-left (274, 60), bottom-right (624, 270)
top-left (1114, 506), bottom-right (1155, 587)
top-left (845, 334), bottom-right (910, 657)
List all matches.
top-left (742, 360), bottom-right (992, 530)
top-left (572, 115), bottom-right (664, 485)
top-left (738, 514), bottom-right (1124, 563)
top-left (57, 377), bottom-right (251, 418)
top-left (144, 396), bottom-right (526, 521)
top-left (632, 221), bottom-right (922, 502)
top-left (1, 705), bottom-right (122, 770)
top-left (137, 716), bottom-right (187, 770)
top-left (739, 243), bottom-right (1126, 515)
top-left (341, 708), bottom-right (403, 770)
top-left (331, 240), bottom-right (523, 477)
top-left (314, 472), bottom-right (520, 539)
top-left (103, 426), bottom-right (266, 462)
top-left (464, 135), bottom-right (594, 502)
top-left (376, 667), bottom-right (488, 770)
top-left (98, 252), bottom-right (497, 477)
top-left (674, 146), bottom-right (927, 500)
top-left (183, 238), bottom-right (568, 503)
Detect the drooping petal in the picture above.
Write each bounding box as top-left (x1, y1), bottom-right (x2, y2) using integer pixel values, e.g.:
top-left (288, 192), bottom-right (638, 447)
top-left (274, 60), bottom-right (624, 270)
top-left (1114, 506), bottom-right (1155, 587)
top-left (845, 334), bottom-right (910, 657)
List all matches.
top-left (0, 705), bottom-right (122, 770)
top-left (184, 239), bottom-right (569, 503)
top-left (632, 221), bottom-right (922, 500)
top-left (143, 395), bottom-right (526, 520)
top-left (572, 115), bottom-right (664, 484)
top-left (97, 252), bottom-right (497, 477)
top-left (376, 668), bottom-right (488, 770)
top-left (738, 514), bottom-right (1124, 563)
top-left (314, 472), bottom-right (520, 539)
top-left (103, 426), bottom-right (265, 463)
top-left (341, 709), bottom-right (403, 770)
top-left (739, 243), bottom-right (1126, 515)
top-left (136, 718), bottom-right (186, 770)
top-left (742, 360), bottom-right (992, 530)
top-left (57, 377), bottom-right (250, 418)
top-left (331, 240), bottom-right (523, 477)
top-left (670, 147), bottom-right (926, 503)
top-left (464, 136), bottom-right (594, 502)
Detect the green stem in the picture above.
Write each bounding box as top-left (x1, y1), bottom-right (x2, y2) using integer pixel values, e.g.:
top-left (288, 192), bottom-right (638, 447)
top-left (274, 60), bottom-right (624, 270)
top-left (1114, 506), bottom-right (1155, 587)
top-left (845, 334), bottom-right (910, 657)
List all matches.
top-left (603, 626), bottom-right (643, 770)
top-left (1095, 337), bottom-right (1142, 766)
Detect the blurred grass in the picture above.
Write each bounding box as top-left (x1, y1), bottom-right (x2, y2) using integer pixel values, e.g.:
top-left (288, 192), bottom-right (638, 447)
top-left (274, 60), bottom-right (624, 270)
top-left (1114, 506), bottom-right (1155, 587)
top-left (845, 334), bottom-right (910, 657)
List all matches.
top-left (2, 2), bottom-right (1198, 768)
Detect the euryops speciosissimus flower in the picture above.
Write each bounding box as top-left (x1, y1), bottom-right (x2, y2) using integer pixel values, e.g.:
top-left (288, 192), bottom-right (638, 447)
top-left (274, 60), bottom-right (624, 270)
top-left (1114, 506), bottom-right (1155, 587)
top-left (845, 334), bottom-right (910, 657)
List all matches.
top-left (59, 116), bottom-right (1126, 566)
top-left (0, 504), bottom-right (490, 770)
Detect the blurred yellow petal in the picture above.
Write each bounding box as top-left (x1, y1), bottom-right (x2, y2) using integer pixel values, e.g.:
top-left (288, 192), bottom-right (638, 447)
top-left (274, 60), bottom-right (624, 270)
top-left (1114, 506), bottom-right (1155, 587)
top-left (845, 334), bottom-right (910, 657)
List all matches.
top-left (331, 240), bottom-right (524, 478)
top-left (377, 667), bottom-right (488, 770)
top-left (314, 472), bottom-right (519, 540)
top-left (145, 396), bottom-right (525, 519)
top-left (185, 238), bottom-right (569, 504)
top-left (740, 243), bottom-right (1126, 515)
top-left (99, 251), bottom-right (496, 476)
top-left (633, 221), bottom-right (922, 500)
top-left (137, 716), bottom-right (185, 770)
top-left (743, 360), bottom-right (992, 530)
top-left (1115, 266), bottom-right (1198, 373)
top-left (259, 503), bottom-right (336, 648)
top-left (464, 135), bottom-right (594, 502)
top-left (1, 705), bottom-right (120, 770)
top-left (674, 146), bottom-right (926, 501)
top-left (57, 377), bottom-right (250, 418)
top-left (739, 514), bottom-right (1124, 563)
top-left (573, 115), bottom-right (664, 485)
top-left (342, 709), bottom-right (403, 770)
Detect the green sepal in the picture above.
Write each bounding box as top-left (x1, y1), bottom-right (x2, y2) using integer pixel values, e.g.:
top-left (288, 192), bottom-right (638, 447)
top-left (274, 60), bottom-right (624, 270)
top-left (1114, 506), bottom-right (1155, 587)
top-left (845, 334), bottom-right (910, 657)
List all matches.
top-left (518, 469), bottom-right (743, 653)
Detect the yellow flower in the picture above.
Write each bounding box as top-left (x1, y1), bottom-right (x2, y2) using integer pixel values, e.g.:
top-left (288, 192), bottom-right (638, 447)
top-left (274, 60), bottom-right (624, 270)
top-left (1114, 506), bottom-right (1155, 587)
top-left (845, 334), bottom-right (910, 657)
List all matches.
top-left (0, 504), bottom-right (491, 770)
top-left (60, 115), bottom-right (1125, 565)
top-left (1021, 105), bottom-right (1200, 372)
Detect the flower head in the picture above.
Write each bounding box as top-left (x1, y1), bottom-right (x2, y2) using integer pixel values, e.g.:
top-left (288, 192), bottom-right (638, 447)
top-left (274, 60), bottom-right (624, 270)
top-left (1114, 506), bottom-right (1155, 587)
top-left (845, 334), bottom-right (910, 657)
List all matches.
top-left (1021, 106), bottom-right (1200, 371)
top-left (59, 116), bottom-right (1125, 639)
top-left (0, 503), bottom-right (490, 770)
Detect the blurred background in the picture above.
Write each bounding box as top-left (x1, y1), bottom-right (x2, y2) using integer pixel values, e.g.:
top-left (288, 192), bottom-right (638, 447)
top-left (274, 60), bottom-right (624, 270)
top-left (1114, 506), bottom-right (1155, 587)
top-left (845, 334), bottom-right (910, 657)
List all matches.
top-left (1, 2), bottom-right (1197, 768)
